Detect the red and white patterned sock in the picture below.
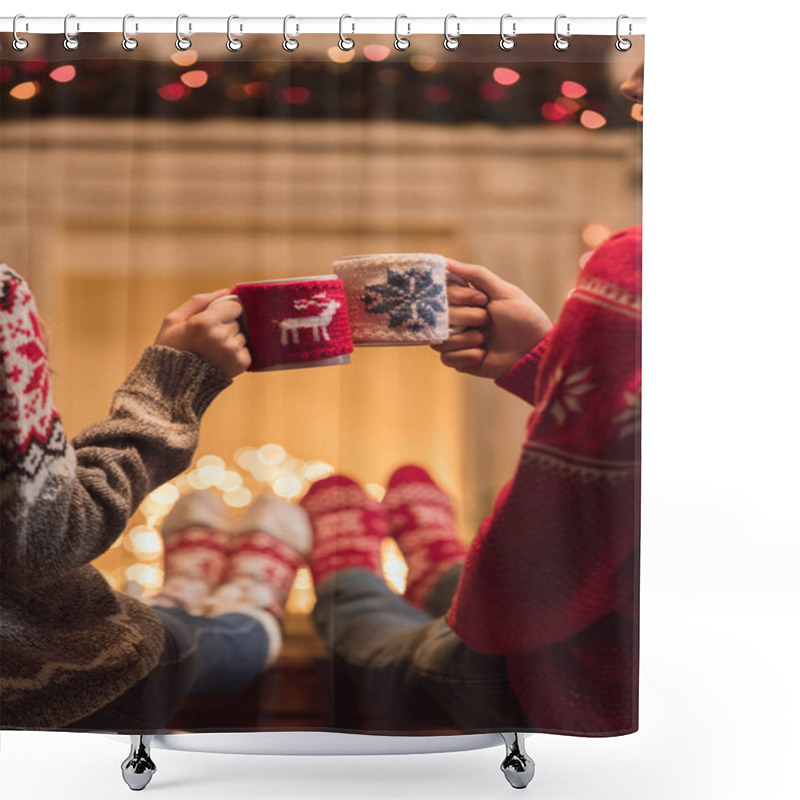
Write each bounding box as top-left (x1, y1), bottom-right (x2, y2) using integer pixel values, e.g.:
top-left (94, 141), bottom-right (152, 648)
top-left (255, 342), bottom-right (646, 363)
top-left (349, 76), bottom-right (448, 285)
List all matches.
top-left (203, 493), bottom-right (311, 624)
top-left (301, 475), bottom-right (389, 587)
top-left (383, 465), bottom-right (467, 610)
top-left (148, 491), bottom-right (229, 614)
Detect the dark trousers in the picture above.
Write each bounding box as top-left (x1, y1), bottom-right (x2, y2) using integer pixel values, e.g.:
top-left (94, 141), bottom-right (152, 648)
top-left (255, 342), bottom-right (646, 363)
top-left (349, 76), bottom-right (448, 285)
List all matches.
top-left (61, 607), bottom-right (269, 733)
top-left (312, 565), bottom-right (530, 732)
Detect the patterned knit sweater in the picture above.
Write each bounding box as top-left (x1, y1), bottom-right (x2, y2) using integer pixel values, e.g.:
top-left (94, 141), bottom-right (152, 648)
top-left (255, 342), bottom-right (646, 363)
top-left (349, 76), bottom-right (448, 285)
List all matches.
top-left (448, 227), bottom-right (641, 736)
top-left (0, 263), bottom-right (231, 729)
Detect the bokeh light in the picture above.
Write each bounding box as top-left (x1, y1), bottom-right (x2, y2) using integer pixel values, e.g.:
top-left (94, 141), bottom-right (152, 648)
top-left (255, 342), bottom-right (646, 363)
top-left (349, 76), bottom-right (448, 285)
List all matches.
top-left (382, 539), bottom-right (408, 594)
top-left (561, 80), bottom-right (588, 98)
top-left (49, 65), bottom-right (76, 83)
top-left (273, 475), bottom-right (303, 500)
top-left (259, 444), bottom-right (287, 466)
top-left (582, 223), bottom-right (612, 248)
top-left (542, 102), bottom-right (572, 122)
top-left (10, 81), bottom-right (40, 101)
top-left (171, 51), bottom-right (198, 67)
top-left (282, 87), bottom-right (310, 104)
top-left (424, 85), bottom-right (451, 104)
top-left (481, 83), bottom-right (506, 102)
top-left (158, 82), bottom-right (189, 102)
top-left (244, 81), bottom-right (268, 98)
top-left (363, 45), bottom-right (391, 62)
top-left (180, 70), bottom-right (209, 89)
top-left (303, 461), bottom-right (335, 481)
top-left (580, 110), bottom-right (607, 130)
top-left (149, 482), bottom-right (180, 505)
top-left (223, 487), bottom-right (253, 508)
top-left (410, 55), bottom-right (437, 72)
top-left (327, 46), bottom-right (356, 64)
top-left (493, 67), bottom-right (520, 86)
top-left (125, 564), bottom-right (163, 589)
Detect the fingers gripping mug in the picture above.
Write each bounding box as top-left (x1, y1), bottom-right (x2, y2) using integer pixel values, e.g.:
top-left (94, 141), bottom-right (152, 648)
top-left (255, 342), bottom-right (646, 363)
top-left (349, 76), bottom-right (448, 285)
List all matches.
top-left (211, 276), bottom-right (353, 371)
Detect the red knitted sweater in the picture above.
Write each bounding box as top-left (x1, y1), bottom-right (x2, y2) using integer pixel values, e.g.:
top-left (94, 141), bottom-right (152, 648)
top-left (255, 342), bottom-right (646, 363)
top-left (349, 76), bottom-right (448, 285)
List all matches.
top-left (447, 227), bottom-right (641, 736)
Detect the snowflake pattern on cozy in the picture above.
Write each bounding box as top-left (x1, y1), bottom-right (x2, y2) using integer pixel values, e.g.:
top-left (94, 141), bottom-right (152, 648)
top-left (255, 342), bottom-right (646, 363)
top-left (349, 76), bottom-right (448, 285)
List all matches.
top-left (362, 267), bottom-right (446, 332)
top-left (0, 264), bottom-right (68, 494)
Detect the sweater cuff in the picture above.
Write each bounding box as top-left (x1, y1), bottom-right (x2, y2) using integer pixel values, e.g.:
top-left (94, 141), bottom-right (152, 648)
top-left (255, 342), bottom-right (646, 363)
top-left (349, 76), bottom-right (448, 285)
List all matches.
top-left (495, 331), bottom-right (553, 405)
top-left (117, 345), bottom-right (232, 419)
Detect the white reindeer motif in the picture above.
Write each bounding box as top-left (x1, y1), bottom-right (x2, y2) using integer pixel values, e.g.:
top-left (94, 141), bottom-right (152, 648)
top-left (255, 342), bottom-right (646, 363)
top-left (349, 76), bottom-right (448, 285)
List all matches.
top-left (278, 292), bottom-right (341, 346)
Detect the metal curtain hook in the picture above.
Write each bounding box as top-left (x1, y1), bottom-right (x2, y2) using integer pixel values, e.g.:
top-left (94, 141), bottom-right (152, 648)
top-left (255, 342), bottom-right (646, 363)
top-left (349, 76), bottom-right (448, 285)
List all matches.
top-left (283, 15), bottom-right (299, 51)
top-left (176, 14), bottom-right (192, 50)
top-left (12, 14), bottom-right (29, 51)
top-left (227, 15), bottom-right (243, 51)
top-left (444, 14), bottom-right (460, 51)
top-left (616, 14), bottom-right (632, 51)
top-left (339, 14), bottom-right (355, 51)
top-left (394, 14), bottom-right (410, 51)
top-left (122, 14), bottom-right (138, 51)
top-left (554, 14), bottom-right (570, 51)
top-left (64, 13), bottom-right (79, 51)
top-left (499, 14), bottom-right (516, 50)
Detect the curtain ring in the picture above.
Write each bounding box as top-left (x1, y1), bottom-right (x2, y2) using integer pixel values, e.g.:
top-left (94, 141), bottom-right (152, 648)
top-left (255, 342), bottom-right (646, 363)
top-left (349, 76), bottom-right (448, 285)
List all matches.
top-left (63, 13), bottom-right (79, 51)
top-left (443, 14), bottom-right (460, 51)
top-left (227, 15), bottom-right (243, 51)
top-left (553, 14), bottom-right (570, 51)
top-left (499, 14), bottom-right (516, 51)
top-left (283, 15), bottom-right (299, 51)
top-left (394, 14), bottom-right (410, 51)
top-left (122, 14), bottom-right (138, 51)
top-left (12, 15), bottom-right (29, 51)
top-left (338, 14), bottom-right (355, 51)
top-left (616, 15), bottom-right (632, 51)
top-left (176, 14), bottom-right (192, 50)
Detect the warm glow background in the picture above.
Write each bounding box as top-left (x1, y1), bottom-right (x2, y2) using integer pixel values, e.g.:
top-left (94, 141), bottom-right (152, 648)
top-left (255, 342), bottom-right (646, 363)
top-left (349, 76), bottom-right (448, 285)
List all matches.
top-left (1, 36), bottom-right (641, 609)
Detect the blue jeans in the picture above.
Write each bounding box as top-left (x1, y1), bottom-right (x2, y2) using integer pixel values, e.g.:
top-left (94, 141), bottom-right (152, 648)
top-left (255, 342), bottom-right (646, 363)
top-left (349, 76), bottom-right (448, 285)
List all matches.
top-left (312, 566), bottom-right (530, 732)
top-left (62, 607), bottom-right (269, 733)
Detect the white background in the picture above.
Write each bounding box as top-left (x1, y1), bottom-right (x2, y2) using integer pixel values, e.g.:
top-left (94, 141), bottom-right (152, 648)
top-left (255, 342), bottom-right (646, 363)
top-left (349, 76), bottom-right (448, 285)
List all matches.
top-left (2, 1), bottom-right (799, 798)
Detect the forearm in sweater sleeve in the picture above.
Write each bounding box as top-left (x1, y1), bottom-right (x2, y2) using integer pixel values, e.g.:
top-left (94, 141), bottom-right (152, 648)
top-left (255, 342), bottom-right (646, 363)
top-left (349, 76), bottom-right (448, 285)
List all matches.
top-left (494, 331), bottom-right (553, 405)
top-left (3, 346), bottom-right (230, 588)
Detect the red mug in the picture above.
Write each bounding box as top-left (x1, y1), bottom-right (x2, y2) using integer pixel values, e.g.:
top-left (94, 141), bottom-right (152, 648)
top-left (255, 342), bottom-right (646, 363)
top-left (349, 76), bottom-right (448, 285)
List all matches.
top-left (211, 275), bottom-right (353, 371)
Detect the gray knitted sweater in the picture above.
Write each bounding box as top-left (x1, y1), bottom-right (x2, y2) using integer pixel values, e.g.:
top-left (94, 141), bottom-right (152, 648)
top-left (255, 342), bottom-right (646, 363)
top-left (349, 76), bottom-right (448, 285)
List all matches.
top-left (0, 263), bottom-right (231, 728)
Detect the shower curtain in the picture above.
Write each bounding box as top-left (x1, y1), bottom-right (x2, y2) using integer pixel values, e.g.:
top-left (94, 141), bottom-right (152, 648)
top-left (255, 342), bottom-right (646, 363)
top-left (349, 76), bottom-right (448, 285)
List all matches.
top-left (0, 27), bottom-right (642, 739)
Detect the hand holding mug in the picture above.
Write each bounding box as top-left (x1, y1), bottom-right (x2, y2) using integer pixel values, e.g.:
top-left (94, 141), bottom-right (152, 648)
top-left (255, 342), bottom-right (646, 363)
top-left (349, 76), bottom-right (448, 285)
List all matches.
top-left (433, 260), bottom-right (552, 379)
top-left (155, 289), bottom-right (251, 379)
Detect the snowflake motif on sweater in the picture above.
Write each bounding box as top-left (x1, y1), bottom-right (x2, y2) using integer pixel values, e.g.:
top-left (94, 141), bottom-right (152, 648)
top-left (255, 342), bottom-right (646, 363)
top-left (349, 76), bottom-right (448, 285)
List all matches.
top-left (361, 267), bottom-right (446, 332)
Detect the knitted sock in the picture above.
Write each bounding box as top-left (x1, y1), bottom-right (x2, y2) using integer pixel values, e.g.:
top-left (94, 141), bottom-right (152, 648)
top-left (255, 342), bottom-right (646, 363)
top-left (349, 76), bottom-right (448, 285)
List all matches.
top-left (147, 491), bottom-right (229, 614)
top-left (383, 465), bottom-right (467, 610)
top-left (203, 493), bottom-right (311, 624)
top-left (301, 475), bottom-right (389, 587)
